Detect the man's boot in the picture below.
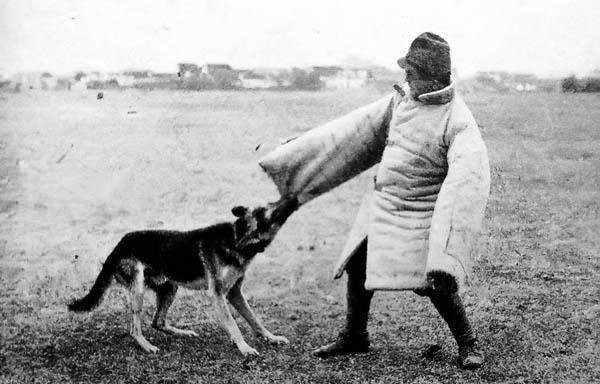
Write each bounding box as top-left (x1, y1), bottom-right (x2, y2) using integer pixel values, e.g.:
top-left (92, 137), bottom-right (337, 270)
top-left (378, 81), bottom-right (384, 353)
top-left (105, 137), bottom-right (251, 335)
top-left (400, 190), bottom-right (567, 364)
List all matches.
top-left (428, 291), bottom-right (485, 369)
top-left (314, 241), bottom-right (373, 357)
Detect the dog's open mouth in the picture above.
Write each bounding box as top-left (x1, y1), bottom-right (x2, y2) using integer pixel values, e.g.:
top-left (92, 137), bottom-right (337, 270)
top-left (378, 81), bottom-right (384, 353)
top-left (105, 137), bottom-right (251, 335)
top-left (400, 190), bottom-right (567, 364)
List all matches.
top-left (236, 226), bottom-right (280, 253)
top-left (236, 236), bottom-right (259, 249)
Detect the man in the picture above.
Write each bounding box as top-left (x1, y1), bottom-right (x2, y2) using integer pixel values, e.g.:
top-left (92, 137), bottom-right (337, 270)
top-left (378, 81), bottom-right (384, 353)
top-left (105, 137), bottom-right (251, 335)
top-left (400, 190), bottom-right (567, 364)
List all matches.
top-left (260, 32), bottom-right (490, 369)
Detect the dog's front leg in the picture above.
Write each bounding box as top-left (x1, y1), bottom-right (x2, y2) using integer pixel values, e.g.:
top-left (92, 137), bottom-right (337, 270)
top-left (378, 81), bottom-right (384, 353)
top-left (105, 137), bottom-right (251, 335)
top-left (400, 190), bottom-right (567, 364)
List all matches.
top-left (210, 293), bottom-right (259, 357)
top-left (227, 280), bottom-right (289, 345)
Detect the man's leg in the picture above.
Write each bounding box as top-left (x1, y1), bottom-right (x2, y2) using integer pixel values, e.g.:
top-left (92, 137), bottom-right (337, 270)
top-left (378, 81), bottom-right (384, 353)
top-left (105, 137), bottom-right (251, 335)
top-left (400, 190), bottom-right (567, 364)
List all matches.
top-left (427, 290), bottom-right (485, 369)
top-left (314, 239), bottom-right (374, 357)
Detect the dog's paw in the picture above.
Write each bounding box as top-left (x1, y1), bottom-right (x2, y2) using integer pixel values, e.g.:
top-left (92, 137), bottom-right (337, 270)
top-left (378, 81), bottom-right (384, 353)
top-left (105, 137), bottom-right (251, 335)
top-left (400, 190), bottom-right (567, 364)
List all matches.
top-left (239, 344), bottom-right (259, 357)
top-left (169, 327), bottom-right (199, 337)
top-left (141, 343), bottom-right (160, 354)
top-left (154, 324), bottom-right (199, 337)
top-left (181, 329), bottom-right (199, 337)
top-left (134, 335), bottom-right (160, 353)
top-left (265, 334), bottom-right (289, 345)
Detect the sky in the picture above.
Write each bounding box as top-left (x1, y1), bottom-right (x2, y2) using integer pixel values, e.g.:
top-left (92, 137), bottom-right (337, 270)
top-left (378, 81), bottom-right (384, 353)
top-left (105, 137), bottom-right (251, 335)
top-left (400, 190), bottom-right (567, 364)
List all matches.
top-left (1, 0), bottom-right (599, 78)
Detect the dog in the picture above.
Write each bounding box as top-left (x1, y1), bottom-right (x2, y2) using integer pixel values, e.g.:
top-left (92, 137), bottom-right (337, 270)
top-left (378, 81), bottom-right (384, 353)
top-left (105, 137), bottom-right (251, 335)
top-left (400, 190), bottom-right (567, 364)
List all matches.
top-left (68, 197), bottom-right (299, 356)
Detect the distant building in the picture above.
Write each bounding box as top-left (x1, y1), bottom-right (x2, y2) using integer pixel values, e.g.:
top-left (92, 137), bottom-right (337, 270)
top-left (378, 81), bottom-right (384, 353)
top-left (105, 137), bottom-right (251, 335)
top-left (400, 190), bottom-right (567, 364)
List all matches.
top-left (11, 72), bottom-right (44, 90)
top-left (312, 66), bottom-right (342, 77)
top-left (475, 71), bottom-right (511, 84)
top-left (71, 71), bottom-right (108, 90)
top-left (8, 72), bottom-right (62, 91)
top-left (114, 74), bottom-right (135, 87)
top-left (121, 70), bottom-right (157, 85)
top-left (177, 63), bottom-right (199, 78)
top-left (40, 73), bottom-right (58, 90)
top-left (122, 70), bottom-right (153, 79)
top-left (238, 71), bottom-right (278, 89)
top-left (200, 64), bottom-right (238, 89)
top-left (0, 76), bottom-right (11, 90)
top-left (54, 78), bottom-right (72, 90)
top-left (312, 66), bottom-right (371, 89)
top-left (473, 71), bottom-right (539, 92)
top-left (202, 64), bottom-right (233, 75)
top-left (368, 66), bottom-right (403, 83)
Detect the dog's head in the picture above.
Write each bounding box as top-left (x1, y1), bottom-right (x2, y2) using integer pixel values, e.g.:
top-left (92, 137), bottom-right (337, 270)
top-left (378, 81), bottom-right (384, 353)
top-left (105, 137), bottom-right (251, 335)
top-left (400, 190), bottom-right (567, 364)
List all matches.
top-left (232, 197), bottom-right (299, 254)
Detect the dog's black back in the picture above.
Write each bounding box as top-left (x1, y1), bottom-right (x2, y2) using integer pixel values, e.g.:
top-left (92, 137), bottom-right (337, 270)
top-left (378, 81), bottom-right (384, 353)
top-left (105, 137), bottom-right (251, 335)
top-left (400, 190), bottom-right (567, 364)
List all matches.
top-left (119, 223), bottom-right (241, 283)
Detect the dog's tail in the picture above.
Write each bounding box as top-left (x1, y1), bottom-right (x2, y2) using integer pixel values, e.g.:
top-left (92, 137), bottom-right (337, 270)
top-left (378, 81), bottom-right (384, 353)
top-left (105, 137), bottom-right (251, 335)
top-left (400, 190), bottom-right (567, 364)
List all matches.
top-left (68, 238), bottom-right (128, 312)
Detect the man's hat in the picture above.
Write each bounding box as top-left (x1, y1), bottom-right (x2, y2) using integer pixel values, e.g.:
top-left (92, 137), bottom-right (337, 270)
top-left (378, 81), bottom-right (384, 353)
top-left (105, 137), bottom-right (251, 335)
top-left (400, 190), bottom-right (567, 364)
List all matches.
top-left (397, 32), bottom-right (451, 81)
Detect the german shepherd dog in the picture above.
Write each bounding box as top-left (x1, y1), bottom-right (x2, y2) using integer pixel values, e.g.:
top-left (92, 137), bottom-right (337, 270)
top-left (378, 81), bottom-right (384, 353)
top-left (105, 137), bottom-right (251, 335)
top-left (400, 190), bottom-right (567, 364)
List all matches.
top-left (68, 197), bottom-right (299, 356)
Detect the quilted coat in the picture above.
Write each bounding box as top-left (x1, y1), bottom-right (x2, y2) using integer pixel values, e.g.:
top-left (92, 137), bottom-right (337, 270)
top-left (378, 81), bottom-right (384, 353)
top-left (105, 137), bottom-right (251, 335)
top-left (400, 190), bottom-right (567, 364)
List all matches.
top-left (259, 83), bottom-right (490, 291)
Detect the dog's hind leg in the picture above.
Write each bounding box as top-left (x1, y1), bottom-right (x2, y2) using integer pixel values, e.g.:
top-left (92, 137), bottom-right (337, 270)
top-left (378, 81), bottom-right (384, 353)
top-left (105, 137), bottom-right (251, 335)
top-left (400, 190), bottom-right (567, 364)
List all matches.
top-left (128, 263), bottom-right (159, 353)
top-left (227, 280), bottom-right (289, 345)
top-left (151, 282), bottom-right (198, 337)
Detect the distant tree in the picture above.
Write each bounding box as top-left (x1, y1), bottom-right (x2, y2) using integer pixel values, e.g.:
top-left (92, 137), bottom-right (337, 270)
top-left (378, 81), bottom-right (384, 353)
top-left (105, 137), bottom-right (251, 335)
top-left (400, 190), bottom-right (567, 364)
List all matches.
top-left (211, 68), bottom-right (239, 89)
top-left (291, 68), bottom-right (322, 90)
top-left (86, 79), bottom-right (119, 90)
top-left (582, 77), bottom-right (600, 93)
top-left (560, 75), bottom-right (581, 93)
top-left (74, 71), bottom-right (86, 82)
top-left (537, 79), bottom-right (559, 93)
top-left (178, 74), bottom-right (215, 90)
top-left (560, 75), bottom-right (600, 93)
top-left (474, 72), bottom-right (495, 84)
top-left (271, 69), bottom-right (293, 87)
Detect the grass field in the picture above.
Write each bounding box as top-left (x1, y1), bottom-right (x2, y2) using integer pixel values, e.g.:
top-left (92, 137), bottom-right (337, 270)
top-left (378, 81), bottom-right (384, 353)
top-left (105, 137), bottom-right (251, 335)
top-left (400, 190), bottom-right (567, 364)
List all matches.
top-left (0, 88), bottom-right (599, 383)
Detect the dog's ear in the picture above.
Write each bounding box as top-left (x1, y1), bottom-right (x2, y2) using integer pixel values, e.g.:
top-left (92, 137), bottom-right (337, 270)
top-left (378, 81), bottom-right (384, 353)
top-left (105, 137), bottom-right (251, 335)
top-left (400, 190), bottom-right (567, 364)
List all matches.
top-left (231, 206), bottom-right (249, 217)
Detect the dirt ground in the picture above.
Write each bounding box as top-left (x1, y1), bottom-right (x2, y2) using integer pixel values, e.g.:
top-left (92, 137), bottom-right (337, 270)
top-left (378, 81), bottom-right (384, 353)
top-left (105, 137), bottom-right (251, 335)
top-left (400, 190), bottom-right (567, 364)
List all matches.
top-left (0, 89), bottom-right (599, 383)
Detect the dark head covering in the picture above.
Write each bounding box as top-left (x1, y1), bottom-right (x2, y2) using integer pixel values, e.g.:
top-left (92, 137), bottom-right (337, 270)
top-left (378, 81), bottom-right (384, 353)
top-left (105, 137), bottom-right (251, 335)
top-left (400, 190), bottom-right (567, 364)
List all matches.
top-left (397, 32), bottom-right (451, 84)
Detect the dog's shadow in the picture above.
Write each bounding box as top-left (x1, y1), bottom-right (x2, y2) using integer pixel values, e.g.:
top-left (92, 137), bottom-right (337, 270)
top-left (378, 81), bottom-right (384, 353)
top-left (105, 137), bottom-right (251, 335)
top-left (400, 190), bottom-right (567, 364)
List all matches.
top-left (11, 312), bottom-right (270, 381)
top-left (56, 288), bottom-right (285, 355)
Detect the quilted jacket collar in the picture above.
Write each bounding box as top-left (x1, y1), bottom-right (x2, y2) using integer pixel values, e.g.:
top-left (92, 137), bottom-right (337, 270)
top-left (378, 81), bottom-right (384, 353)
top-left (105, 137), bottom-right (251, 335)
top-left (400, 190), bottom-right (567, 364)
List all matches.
top-left (417, 82), bottom-right (455, 105)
